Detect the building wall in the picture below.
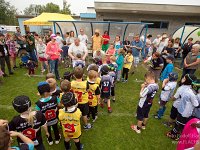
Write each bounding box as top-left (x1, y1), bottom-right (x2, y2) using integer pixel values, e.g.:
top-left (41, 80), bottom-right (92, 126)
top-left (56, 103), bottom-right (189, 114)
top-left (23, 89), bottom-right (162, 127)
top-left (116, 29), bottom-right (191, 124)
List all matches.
top-left (96, 12), bottom-right (200, 40)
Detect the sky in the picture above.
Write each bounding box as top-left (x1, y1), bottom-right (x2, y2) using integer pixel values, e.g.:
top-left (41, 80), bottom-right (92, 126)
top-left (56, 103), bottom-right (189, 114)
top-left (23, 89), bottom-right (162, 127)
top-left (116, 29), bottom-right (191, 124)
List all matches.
top-left (6, 0), bottom-right (95, 15)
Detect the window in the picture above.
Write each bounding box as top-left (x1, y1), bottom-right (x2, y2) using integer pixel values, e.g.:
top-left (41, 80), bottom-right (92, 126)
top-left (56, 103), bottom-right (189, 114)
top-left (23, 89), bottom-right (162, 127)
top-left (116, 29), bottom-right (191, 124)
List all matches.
top-left (141, 21), bottom-right (169, 29)
top-left (185, 22), bottom-right (200, 25)
top-left (103, 19), bottom-right (123, 22)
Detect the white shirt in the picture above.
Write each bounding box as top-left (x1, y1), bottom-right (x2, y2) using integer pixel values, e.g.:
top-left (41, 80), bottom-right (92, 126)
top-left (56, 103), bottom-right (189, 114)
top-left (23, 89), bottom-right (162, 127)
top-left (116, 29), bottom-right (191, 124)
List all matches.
top-left (68, 42), bottom-right (88, 57)
top-left (93, 50), bottom-right (105, 60)
top-left (157, 41), bottom-right (167, 54)
top-left (78, 34), bottom-right (88, 45)
top-left (152, 38), bottom-right (160, 47)
top-left (56, 36), bottom-right (64, 49)
top-left (173, 85), bottom-right (192, 108)
top-left (160, 81), bottom-right (177, 101)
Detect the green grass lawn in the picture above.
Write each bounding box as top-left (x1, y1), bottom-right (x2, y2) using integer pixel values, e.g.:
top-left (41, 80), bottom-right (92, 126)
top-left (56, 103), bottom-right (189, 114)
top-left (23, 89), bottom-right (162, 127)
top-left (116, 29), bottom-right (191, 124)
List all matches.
top-left (0, 62), bottom-right (199, 150)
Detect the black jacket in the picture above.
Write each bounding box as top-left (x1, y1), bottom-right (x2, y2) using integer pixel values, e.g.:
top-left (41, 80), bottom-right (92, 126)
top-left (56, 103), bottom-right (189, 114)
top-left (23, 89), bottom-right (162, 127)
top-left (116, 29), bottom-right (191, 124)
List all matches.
top-left (182, 43), bottom-right (193, 56)
top-left (0, 43), bottom-right (10, 57)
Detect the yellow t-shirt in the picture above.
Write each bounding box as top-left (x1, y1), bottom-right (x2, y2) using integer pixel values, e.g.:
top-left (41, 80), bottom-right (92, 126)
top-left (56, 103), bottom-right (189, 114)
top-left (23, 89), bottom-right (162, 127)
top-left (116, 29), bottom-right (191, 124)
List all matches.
top-left (71, 80), bottom-right (88, 104)
top-left (87, 82), bottom-right (100, 107)
top-left (123, 54), bottom-right (134, 69)
top-left (92, 35), bottom-right (103, 51)
top-left (59, 108), bottom-right (82, 139)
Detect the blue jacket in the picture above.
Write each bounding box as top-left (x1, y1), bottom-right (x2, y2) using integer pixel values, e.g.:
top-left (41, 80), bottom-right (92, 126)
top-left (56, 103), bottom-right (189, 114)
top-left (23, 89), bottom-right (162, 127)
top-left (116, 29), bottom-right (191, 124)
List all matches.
top-left (160, 63), bottom-right (174, 81)
top-left (116, 54), bottom-right (124, 71)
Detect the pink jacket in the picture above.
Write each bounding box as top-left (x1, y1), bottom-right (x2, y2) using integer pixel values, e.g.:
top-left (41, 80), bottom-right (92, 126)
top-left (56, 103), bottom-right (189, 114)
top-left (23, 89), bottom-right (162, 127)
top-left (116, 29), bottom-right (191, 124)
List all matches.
top-left (177, 118), bottom-right (200, 150)
top-left (46, 41), bottom-right (62, 60)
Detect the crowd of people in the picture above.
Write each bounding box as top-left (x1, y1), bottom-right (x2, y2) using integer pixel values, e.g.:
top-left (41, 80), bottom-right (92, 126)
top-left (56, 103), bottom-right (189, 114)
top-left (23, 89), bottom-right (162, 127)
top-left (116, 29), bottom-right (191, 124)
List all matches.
top-left (0, 27), bottom-right (200, 150)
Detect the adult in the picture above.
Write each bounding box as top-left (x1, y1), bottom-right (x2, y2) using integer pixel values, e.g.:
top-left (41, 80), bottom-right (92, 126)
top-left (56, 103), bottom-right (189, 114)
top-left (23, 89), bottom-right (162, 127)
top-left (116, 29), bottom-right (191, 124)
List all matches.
top-left (34, 33), bottom-right (40, 48)
top-left (46, 34), bottom-right (62, 80)
top-left (68, 38), bottom-right (88, 67)
top-left (26, 32), bottom-right (37, 62)
top-left (91, 29), bottom-right (103, 52)
top-left (157, 34), bottom-right (168, 54)
top-left (143, 34), bottom-right (152, 59)
top-left (0, 33), bottom-right (13, 77)
top-left (152, 34), bottom-right (161, 49)
top-left (15, 27), bottom-right (25, 49)
top-left (181, 38), bottom-right (193, 68)
top-left (145, 52), bottom-right (164, 81)
top-left (123, 37), bottom-right (130, 51)
top-left (181, 44), bottom-right (200, 79)
top-left (102, 31), bottom-right (110, 52)
top-left (56, 32), bottom-right (64, 49)
top-left (173, 37), bottom-right (181, 58)
top-left (78, 29), bottom-right (88, 46)
top-left (161, 39), bottom-right (175, 70)
top-left (66, 31), bottom-right (75, 46)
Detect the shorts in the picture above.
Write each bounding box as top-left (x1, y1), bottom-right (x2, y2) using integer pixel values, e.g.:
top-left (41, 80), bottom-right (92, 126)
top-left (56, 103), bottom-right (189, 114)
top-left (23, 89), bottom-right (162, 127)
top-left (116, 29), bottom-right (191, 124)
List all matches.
top-left (39, 57), bottom-right (47, 62)
top-left (170, 105), bottom-right (178, 120)
top-left (102, 44), bottom-right (109, 52)
top-left (133, 57), bottom-right (139, 66)
top-left (78, 103), bottom-right (89, 116)
top-left (101, 92), bottom-right (111, 99)
top-left (136, 105), bottom-right (152, 121)
top-left (111, 86), bottom-right (115, 96)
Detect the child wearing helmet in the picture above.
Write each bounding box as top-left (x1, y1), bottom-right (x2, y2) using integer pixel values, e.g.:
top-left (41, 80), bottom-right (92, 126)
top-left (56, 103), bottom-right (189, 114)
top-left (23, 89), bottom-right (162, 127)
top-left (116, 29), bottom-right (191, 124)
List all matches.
top-left (35, 82), bottom-right (61, 146)
top-left (154, 72), bottom-right (178, 119)
top-left (100, 65), bottom-right (114, 113)
top-left (166, 75), bottom-right (199, 140)
top-left (9, 95), bottom-right (49, 150)
top-left (59, 92), bottom-right (83, 150)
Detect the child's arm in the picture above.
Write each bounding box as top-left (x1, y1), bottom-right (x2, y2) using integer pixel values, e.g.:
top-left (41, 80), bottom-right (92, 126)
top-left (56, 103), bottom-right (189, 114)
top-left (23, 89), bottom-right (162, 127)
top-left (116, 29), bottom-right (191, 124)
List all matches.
top-left (140, 83), bottom-right (148, 98)
top-left (42, 124), bottom-right (50, 137)
top-left (162, 78), bottom-right (169, 89)
top-left (10, 131), bottom-right (34, 145)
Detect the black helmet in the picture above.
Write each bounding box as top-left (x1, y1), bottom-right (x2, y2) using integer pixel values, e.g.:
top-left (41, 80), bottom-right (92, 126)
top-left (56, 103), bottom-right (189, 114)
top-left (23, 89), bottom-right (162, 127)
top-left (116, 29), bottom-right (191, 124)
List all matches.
top-left (61, 92), bottom-right (77, 108)
top-left (12, 95), bottom-right (31, 113)
top-left (37, 81), bottom-right (50, 95)
top-left (169, 72), bottom-right (178, 81)
top-left (192, 79), bottom-right (200, 92)
top-left (101, 65), bottom-right (109, 75)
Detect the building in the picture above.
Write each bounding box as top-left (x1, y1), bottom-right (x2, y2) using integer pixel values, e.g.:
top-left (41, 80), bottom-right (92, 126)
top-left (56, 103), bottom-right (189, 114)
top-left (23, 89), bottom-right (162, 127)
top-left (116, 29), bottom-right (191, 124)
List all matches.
top-left (94, 0), bottom-right (200, 37)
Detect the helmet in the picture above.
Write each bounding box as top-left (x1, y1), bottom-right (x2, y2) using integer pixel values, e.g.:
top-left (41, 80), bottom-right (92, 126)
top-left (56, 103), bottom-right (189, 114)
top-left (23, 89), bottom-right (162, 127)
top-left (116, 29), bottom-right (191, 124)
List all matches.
top-left (169, 72), bottom-right (178, 81)
top-left (192, 79), bottom-right (200, 92)
top-left (61, 92), bottom-right (77, 108)
top-left (37, 81), bottom-right (50, 95)
top-left (101, 65), bottom-right (109, 75)
top-left (12, 95), bottom-right (31, 113)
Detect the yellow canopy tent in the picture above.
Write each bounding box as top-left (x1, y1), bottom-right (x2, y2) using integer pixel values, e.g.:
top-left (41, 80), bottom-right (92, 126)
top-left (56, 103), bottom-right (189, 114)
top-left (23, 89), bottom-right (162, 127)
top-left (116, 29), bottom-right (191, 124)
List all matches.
top-left (23, 13), bottom-right (74, 26)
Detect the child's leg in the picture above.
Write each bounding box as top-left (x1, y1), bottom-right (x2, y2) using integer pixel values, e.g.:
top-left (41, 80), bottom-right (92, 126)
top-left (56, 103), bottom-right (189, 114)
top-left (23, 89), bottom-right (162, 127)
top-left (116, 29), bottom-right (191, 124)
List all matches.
top-left (64, 137), bottom-right (71, 150)
top-left (13, 56), bottom-right (16, 67)
top-left (125, 68), bottom-right (129, 80)
top-left (73, 138), bottom-right (83, 150)
top-left (87, 106), bottom-right (91, 119)
top-left (40, 61), bottom-right (44, 71)
top-left (107, 99), bottom-right (112, 113)
top-left (122, 68), bottom-right (125, 79)
top-left (10, 57), bottom-right (14, 68)
top-left (45, 61), bottom-right (49, 73)
top-left (52, 123), bottom-right (60, 141)
top-left (28, 68), bottom-right (31, 75)
top-left (32, 69), bottom-right (35, 75)
top-left (169, 105), bottom-right (178, 123)
top-left (95, 106), bottom-right (98, 116)
top-left (47, 126), bottom-right (53, 142)
top-left (117, 70), bottom-right (121, 81)
top-left (143, 118), bottom-right (148, 127)
top-left (157, 100), bottom-right (167, 118)
top-left (90, 107), bottom-right (96, 120)
top-left (111, 86), bottom-right (115, 101)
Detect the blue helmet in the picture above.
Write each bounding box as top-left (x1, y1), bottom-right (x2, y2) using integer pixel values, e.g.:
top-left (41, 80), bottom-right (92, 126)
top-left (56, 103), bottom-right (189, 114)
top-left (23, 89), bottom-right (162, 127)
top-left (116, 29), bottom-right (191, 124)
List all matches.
top-left (169, 72), bottom-right (178, 81)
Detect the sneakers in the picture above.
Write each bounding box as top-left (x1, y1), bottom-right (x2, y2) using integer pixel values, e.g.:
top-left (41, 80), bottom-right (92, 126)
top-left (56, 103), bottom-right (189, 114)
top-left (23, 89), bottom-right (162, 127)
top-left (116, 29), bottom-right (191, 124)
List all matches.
top-left (92, 116), bottom-right (98, 123)
top-left (131, 124), bottom-right (141, 134)
top-left (122, 80), bottom-right (127, 83)
top-left (141, 126), bottom-right (146, 130)
top-left (108, 108), bottom-right (112, 113)
top-left (47, 137), bottom-right (53, 146)
top-left (83, 123), bottom-right (92, 130)
top-left (163, 122), bottom-right (174, 128)
top-left (154, 115), bottom-right (161, 119)
top-left (55, 134), bottom-right (61, 144)
top-left (80, 143), bottom-right (84, 150)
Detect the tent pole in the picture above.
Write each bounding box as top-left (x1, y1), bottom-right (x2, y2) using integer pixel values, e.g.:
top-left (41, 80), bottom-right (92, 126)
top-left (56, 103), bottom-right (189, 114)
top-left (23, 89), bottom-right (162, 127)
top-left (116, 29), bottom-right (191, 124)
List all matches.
top-left (123, 24), bottom-right (129, 43)
top-left (182, 27), bottom-right (200, 45)
top-left (180, 25), bottom-right (186, 46)
top-left (53, 22), bottom-right (56, 34)
top-left (90, 22), bottom-right (93, 37)
top-left (108, 22), bottom-right (110, 35)
top-left (72, 22), bottom-right (78, 37)
top-left (142, 24), bottom-right (148, 57)
top-left (55, 22), bottom-right (64, 39)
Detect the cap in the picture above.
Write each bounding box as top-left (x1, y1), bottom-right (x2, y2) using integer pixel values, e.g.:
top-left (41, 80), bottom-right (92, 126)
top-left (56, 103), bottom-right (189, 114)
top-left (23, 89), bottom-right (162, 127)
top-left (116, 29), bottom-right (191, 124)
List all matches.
top-left (166, 54), bottom-right (174, 61)
top-left (12, 95), bottom-right (31, 113)
top-left (50, 34), bottom-right (56, 39)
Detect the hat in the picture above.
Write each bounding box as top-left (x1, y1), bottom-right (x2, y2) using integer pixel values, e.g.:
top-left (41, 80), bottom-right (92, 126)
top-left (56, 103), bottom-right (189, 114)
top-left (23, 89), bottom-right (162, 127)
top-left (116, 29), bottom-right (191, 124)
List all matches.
top-left (50, 34), bottom-right (56, 39)
top-left (95, 29), bottom-right (100, 33)
top-left (101, 65), bottom-right (109, 75)
top-left (166, 54), bottom-right (174, 61)
top-left (169, 72), bottom-right (178, 81)
top-left (37, 81), bottom-right (50, 95)
top-left (12, 95), bottom-right (31, 113)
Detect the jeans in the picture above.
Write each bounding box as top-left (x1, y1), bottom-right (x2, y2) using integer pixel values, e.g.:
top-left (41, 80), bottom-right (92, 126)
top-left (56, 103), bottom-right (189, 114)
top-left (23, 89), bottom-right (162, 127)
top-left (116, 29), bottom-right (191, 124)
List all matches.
top-left (181, 68), bottom-right (196, 79)
top-left (28, 50), bottom-right (38, 62)
top-left (49, 59), bottom-right (60, 79)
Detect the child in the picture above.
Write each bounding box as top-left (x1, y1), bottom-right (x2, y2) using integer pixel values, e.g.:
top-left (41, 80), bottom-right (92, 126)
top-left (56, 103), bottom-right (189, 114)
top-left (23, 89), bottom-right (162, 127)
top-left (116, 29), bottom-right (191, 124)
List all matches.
top-left (36, 82), bottom-right (61, 145)
top-left (37, 39), bottom-right (49, 73)
top-left (71, 67), bottom-right (92, 129)
top-left (116, 48), bottom-right (125, 81)
top-left (122, 49), bottom-right (134, 82)
top-left (9, 95), bottom-right (49, 149)
top-left (98, 56), bottom-right (108, 75)
top-left (154, 72), bottom-right (178, 119)
top-left (59, 92), bottom-right (83, 150)
top-left (63, 71), bottom-right (72, 81)
top-left (108, 56), bottom-right (118, 73)
top-left (100, 65), bottom-right (113, 113)
top-left (87, 64), bottom-right (101, 86)
top-left (87, 70), bottom-right (100, 122)
top-left (73, 53), bottom-right (85, 68)
top-left (46, 73), bottom-right (55, 80)
top-left (106, 44), bottom-right (116, 63)
top-left (7, 34), bottom-right (17, 69)
top-left (0, 126), bottom-right (34, 150)
top-left (60, 79), bottom-right (71, 99)
top-left (27, 58), bottom-right (36, 76)
top-left (131, 71), bottom-right (159, 134)
top-left (114, 35), bottom-right (122, 55)
top-left (61, 41), bottom-right (69, 64)
top-left (160, 55), bottom-right (174, 82)
top-left (46, 78), bottom-right (62, 98)
top-left (163, 74), bottom-right (197, 128)
top-left (166, 77), bottom-right (199, 140)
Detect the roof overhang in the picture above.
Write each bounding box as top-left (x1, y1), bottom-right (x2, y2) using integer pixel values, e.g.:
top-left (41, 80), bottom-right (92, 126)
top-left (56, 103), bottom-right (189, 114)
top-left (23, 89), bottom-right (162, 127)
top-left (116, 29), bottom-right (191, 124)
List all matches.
top-left (95, 2), bottom-right (200, 16)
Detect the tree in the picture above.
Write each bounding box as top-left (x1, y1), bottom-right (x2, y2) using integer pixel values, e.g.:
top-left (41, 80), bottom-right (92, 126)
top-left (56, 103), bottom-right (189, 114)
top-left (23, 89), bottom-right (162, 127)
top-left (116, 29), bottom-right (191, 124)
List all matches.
top-left (0, 0), bottom-right (18, 25)
top-left (24, 4), bottom-right (44, 15)
top-left (60, 2), bottom-right (71, 15)
top-left (44, 3), bottom-right (60, 13)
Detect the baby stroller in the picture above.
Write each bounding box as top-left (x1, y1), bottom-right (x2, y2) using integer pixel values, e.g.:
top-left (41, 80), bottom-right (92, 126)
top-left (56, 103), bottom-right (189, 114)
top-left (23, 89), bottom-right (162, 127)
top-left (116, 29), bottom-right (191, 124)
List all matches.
top-left (19, 49), bottom-right (30, 68)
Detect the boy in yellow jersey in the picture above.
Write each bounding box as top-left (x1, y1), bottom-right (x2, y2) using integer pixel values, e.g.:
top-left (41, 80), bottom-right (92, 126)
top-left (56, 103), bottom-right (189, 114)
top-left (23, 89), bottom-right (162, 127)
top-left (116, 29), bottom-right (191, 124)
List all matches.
top-left (87, 64), bottom-right (101, 85)
top-left (71, 67), bottom-right (92, 130)
top-left (87, 70), bottom-right (100, 122)
top-left (59, 92), bottom-right (83, 150)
